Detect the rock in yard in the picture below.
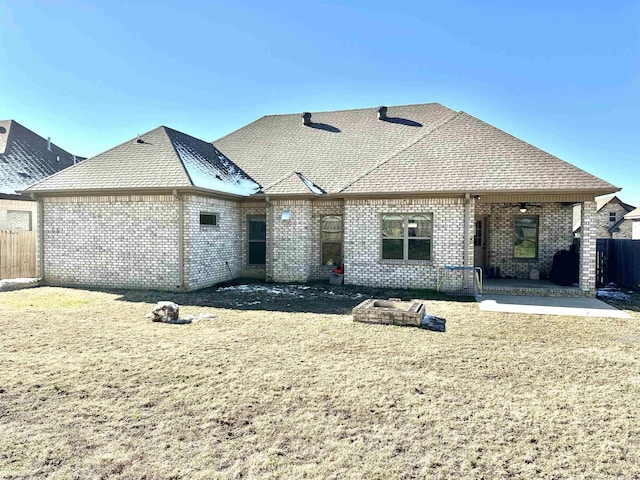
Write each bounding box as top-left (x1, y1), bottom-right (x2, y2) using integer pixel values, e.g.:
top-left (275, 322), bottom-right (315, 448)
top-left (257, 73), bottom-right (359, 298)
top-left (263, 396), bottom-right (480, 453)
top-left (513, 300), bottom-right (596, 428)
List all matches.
top-left (152, 301), bottom-right (180, 323)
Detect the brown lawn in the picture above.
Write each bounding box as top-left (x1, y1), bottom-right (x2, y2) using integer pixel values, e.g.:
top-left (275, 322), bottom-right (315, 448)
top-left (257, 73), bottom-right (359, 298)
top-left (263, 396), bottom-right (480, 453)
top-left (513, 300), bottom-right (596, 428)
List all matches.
top-left (0, 283), bottom-right (639, 479)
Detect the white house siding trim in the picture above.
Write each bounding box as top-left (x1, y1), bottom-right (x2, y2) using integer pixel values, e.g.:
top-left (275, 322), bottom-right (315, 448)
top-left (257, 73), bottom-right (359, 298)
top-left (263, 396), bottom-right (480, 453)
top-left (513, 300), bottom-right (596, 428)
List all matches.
top-left (475, 202), bottom-right (574, 279)
top-left (344, 197), bottom-right (467, 289)
top-left (183, 194), bottom-right (242, 290)
top-left (41, 195), bottom-right (180, 290)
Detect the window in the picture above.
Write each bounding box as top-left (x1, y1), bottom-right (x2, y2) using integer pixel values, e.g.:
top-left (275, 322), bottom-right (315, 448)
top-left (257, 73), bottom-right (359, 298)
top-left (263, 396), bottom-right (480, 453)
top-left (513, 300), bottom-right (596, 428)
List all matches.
top-left (248, 216), bottom-right (266, 265)
top-left (381, 214), bottom-right (432, 261)
top-left (609, 212), bottom-right (617, 222)
top-left (321, 216), bottom-right (342, 265)
top-left (514, 216), bottom-right (538, 259)
top-left (199, 212), bottom-right (217, 226)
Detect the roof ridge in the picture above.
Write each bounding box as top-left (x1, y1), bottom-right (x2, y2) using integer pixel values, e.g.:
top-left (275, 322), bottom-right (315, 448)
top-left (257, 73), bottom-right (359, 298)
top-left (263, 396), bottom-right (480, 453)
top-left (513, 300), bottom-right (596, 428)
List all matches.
top-left (261, 170), bottom-right (298, 191)
top-left (337, 110), bottom-right (462, 193)
top-left (295, 172), bottom-right (326, 194)
top-left (212, 103), bottom-right (446, 142)
top-left (163, 127), bottom-right (195, 187)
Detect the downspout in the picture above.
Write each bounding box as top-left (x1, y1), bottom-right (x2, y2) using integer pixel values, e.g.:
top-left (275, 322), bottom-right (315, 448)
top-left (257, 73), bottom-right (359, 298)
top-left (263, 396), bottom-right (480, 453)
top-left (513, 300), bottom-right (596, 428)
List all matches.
top-left (36, 195), bottom-right (44, 281)
top-left (463, 193), bottom-right (470, 266)
top-left (173, 190), bottom-right (185, 291)
top-left (265, 195), bottom-right (273, 282)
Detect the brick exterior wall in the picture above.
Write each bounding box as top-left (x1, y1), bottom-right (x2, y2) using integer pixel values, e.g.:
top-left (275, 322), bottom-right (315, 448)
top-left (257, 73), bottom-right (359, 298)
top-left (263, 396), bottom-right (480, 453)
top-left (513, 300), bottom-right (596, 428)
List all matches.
top-left (269, 199), bottom-right (314, 282)
top-left (475, 202), bottom-right (574, 279)
top-left (579, 200), bottom-right (597, 294)
top-left (343, 198), bottom-right (471, 289)
top-left (183, 195), bottom-right (242, 290)
top-left (41, 195), bottom-right (180, 290)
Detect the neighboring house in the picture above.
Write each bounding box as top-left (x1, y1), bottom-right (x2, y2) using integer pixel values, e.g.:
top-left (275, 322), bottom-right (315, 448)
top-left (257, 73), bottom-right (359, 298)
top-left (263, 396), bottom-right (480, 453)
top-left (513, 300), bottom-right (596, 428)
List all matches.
top-left (0, 120), bottom-right (81, 231)
top-left (25, 103), bottom-right (618, 295)
top-left (595, 195), bottom-right (636, 239)
top-left (625, 207), bottom-right (640, 240)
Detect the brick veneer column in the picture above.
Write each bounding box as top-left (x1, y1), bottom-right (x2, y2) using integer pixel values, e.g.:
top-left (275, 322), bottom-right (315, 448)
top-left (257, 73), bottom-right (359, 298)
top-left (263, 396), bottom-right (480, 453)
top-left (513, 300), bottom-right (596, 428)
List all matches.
top-left (579, 200), bottom-right (597, 295)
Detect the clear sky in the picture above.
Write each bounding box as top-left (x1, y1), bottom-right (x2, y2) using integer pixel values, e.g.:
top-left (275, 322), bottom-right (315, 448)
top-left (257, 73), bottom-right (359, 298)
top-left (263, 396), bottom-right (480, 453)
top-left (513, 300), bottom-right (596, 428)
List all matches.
top-left (1, 1), bottom-right (638, 206)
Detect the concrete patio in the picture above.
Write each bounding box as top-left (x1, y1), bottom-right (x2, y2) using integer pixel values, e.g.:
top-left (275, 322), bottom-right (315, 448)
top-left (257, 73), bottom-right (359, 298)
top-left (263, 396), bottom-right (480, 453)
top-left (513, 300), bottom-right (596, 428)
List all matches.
top-left (477, 293), bottom-right (631, 318)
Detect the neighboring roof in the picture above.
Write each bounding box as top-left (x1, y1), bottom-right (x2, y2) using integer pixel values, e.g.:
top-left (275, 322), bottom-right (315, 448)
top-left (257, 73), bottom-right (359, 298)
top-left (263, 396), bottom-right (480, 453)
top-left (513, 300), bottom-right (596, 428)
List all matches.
top-left (596, 195), bottom-right (636, 213)
top-left (0, 120), bottom-right (81, 195)
top-left (214, 103), bottom-right (618, 196)
top-left (608, 217), bottom-right (627, 233)
top-left (26, 126), bottom-right (260, 196)
top-left (625, 207), bottom-right (640, 220)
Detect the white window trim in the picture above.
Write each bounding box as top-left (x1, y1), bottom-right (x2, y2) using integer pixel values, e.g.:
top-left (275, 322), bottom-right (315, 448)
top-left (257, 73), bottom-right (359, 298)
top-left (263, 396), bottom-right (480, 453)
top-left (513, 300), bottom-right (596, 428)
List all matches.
top-left (380, 213), bottom-right (433, 263)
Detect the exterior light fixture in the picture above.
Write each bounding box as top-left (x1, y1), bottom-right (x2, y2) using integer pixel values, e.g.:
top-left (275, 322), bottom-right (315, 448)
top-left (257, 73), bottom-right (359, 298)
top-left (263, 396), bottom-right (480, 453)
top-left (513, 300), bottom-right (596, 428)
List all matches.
top-left (519, 203), bottom-right (527, 213)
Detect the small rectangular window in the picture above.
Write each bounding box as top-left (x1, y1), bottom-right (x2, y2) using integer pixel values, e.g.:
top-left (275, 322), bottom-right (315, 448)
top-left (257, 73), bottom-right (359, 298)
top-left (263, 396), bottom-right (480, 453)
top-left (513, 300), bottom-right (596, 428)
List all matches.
top-left (200, 213), bottom-right (217, 226)
top-left (514, 216), bottom-right (538, 259)
top-left (609, 212), bottom-right (617, 222)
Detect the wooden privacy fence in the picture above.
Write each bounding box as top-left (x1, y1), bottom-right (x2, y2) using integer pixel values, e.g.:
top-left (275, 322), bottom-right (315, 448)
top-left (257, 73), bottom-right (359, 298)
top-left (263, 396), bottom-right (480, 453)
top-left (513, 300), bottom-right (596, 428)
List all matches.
top-left (596, 238), bottom-right (640, 290)
top-left (0, 231), bottom-right (37, 279)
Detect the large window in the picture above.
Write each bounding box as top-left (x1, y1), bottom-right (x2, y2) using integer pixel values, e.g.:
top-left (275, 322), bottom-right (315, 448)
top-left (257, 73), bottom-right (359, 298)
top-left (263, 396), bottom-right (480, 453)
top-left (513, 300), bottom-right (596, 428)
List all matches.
top-left (381, 214), bottom-right (432, 261)
top-left (321, 216), bottom-right (342, 265)
top-left (514, 216), bottom-right (538, 259)
top-left (248, 216), bottom-right (266, 265)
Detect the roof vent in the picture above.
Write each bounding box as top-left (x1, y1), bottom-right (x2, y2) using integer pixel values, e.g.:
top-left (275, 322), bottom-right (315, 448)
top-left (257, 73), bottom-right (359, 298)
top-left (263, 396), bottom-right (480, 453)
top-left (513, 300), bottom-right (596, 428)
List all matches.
top-left (136, 134), bottom-right (144, 144)
top-left (73, 155), bottom-right (77, 164)
top-left (47, 137), bottom-right (52, 151)
top-left (302, 112), bottom-right (312, 126)
top-left (377, 106), bottom-right (388, 121)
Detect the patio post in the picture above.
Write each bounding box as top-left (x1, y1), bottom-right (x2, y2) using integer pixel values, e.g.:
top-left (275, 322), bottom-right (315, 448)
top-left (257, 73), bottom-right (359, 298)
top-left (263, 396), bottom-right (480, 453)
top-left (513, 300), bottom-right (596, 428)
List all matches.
top-left (579, 200), bottom-right (597, 295)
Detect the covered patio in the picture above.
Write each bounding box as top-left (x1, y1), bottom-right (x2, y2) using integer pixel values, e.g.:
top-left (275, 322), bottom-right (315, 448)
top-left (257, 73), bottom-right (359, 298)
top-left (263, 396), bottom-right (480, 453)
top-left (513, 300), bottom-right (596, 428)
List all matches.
top-left (472, 196), bottom-right (597, 297)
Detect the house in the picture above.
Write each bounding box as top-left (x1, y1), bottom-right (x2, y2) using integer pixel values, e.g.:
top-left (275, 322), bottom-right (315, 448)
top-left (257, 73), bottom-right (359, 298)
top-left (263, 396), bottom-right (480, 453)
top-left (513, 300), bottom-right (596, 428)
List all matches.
top-left (25, 103), bottom-right (619, 295)
top-left (594, 195), bottom-right (636, 239)
top-left (625, 207), bottom-right (640, 240)
top-left (1, 120), bottom-right (81, 232)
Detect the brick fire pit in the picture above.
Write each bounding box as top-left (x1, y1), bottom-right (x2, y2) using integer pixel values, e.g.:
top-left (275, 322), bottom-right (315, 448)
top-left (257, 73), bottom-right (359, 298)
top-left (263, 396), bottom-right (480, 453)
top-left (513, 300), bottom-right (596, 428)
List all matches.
top-left (352, 298), bottom-right (426, 327)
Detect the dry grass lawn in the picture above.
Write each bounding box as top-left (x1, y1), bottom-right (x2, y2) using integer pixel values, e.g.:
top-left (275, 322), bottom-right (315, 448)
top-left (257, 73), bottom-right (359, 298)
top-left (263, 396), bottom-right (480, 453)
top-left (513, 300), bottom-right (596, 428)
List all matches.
top-left (1, 284), bottom-right (639, 479)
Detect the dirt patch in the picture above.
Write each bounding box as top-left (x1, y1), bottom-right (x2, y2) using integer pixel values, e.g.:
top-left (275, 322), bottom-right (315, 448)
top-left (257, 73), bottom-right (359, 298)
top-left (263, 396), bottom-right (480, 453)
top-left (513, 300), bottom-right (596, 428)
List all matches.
top-left (114, 279), bottom-right (466, 315)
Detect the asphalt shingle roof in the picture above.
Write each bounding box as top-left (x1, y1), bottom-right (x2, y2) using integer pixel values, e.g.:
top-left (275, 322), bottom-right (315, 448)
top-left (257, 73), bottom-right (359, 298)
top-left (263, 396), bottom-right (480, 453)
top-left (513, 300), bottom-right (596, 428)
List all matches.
top-left (0, 120), bottom-right (80, 195)
top-left (214, 103), bottom-right (617, 196)
top-left (27, 127), bottom-right (260, 196)
top-left (214, 103), bottom-right (458, 194)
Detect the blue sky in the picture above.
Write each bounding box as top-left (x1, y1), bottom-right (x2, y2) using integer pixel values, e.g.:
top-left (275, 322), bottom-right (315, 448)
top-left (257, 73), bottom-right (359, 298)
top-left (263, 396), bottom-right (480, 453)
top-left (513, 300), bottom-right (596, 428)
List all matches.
top-left (1, 1), bottom-right (638, 205)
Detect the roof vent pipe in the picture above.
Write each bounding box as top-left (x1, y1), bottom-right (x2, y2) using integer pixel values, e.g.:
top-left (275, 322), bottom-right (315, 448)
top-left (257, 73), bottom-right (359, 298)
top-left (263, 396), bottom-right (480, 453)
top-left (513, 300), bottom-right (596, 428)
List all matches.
top-left (302, 112), bottom-right (312, 126)
top-left (378, 106), bottom-right (388, 120)
top-left (47, 137), bottom-right (52, 151)
top-left (136, 134), bottom-right (144, 144)
top-left (73, 155), bottom-right (77, 164)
